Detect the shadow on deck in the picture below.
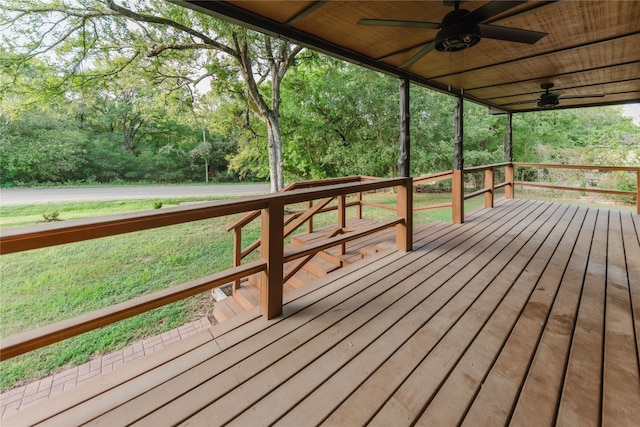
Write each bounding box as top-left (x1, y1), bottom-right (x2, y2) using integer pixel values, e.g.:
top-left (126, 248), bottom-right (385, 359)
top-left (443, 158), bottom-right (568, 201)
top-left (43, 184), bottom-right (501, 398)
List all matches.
top-left (4, 199), bottom-right (640, 426)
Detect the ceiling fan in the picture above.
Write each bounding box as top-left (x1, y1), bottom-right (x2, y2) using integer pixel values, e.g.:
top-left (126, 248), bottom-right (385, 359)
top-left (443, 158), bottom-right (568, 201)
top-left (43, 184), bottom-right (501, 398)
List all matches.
top-left (358, 0), bottom-right (548, 68)
top-left (533, 83), bottom-right (605, 109)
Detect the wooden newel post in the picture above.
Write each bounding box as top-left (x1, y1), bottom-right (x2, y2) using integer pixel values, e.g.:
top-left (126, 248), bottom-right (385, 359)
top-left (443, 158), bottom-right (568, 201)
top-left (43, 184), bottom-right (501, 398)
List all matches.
top-left (484, 168), bottom-right (495, 208)
top-left (396, 177), bottom-right (413, 252)
top-left (260, 199), bottom-right (284, 319)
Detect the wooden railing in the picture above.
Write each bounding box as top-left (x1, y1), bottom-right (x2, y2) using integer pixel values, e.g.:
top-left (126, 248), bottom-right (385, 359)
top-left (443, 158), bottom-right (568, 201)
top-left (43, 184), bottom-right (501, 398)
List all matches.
top-left (226, 176), bottom-right (367, 290)
top-left (449, 162), bottom-right (638, 223)
top-left (511, 163), bottom-right (639, 214)
top-left (0, 177), bottom-right (412, 361)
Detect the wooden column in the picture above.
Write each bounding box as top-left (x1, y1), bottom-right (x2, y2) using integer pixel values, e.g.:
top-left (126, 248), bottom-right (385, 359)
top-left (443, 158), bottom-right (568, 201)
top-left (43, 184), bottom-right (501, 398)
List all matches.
top-left (505, 113), bottom-right (514, 199)
top-left (399, 78), bottom-right (410, 178)
top-left (260, 199), bottom-right (284, 319)
top-left (452, 95), bottom-right (464, 224)
top-left (506, 112), bottom-right (513, 162)
top-left (396, 177), bottom-right (413, 252)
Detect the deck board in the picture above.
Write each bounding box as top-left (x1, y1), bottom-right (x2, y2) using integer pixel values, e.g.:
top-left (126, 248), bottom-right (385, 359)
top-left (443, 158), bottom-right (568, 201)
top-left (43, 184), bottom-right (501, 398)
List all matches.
top-left (555, 209), bottom-right (608, 427)
top-left (4, 199), bottom-right (639, 427)
top-left (602, 211), bottom-right (640, 426)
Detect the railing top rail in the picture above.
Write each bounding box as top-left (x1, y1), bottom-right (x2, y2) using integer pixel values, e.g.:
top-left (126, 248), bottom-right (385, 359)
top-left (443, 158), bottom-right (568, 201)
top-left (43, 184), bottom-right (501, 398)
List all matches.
top-left (463, 162), bottom-right (511, 173)
top-left (1, 177), bottom-right (402, 255)
top-left (226, 176), bottom-right (365, 232)
top-left (513, 162), bottom-right (638, 172)
top-left (413, 170), bottom-right (453, 184)
top-left (285, 175), bottom-right (363, 190)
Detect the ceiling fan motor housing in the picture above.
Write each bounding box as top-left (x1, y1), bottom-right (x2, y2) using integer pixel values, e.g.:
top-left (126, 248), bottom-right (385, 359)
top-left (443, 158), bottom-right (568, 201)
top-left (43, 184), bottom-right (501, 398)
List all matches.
top-left (435, 9), bottom-right (481, 52)
top-left (537, 95), bottom-right (560, 109)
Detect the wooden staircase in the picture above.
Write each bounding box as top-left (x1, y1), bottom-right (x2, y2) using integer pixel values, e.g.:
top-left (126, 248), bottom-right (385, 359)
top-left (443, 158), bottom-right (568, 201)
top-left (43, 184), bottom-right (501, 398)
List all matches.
top-left (212, 219), bottom-right (397, 323)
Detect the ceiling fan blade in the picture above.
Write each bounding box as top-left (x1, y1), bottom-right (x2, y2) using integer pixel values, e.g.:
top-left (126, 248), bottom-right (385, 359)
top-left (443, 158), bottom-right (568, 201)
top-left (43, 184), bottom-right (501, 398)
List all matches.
top-left (466, 0), bottom-right (526, 23)
top-left (479, 24), bottom-right (547, 44)
top-left (357, 19), bottom-right (440, 29)
top-left (401, 41), bottom-right (436, 68)
top-left (559, 94), bottom-right (606, 99)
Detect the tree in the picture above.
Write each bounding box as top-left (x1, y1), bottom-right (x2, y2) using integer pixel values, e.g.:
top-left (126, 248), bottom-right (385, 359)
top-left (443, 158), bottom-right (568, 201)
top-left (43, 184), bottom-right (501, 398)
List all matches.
top-left (189, 141), bottom-right (212, 182)
top-left (1, 0), bottom-right (302, 192)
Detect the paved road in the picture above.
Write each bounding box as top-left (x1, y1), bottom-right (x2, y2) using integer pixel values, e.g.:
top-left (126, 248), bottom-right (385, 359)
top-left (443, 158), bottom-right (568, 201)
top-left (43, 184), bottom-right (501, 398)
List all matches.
top-left (0, 184), bottom-right (270, 205)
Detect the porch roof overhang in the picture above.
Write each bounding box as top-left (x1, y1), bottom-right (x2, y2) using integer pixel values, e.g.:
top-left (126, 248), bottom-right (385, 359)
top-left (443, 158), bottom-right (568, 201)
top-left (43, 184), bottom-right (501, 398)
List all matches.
top-left (178, 0), bottom-right (640, 113)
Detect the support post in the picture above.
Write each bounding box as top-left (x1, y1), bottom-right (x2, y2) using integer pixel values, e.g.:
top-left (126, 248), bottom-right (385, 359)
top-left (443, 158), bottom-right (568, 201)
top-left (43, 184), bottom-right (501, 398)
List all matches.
top-left (453, 95), bottom-right (464, 224)
top-left (506, 112), bottom-right (513, 163)
top-left (260, 199), bottom-right (284, 319)
top-left (484, 168), bottom-right (495, 208)
top-left (505, 112), bottom-right (515, 200)
top-left (399, 78), bottom-right (410, 177)
top-left (396, 177), bottom-right (413, 252)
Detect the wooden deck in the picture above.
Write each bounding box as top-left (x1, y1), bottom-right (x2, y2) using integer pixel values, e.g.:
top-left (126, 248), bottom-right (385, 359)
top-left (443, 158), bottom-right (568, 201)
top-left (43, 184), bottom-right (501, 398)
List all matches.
top-left (5, 199), bottom-right (639, 426)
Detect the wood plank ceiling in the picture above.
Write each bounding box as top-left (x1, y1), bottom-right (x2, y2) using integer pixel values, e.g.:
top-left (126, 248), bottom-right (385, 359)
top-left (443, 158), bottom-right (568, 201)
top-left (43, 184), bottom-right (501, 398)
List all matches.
top-left (180, 0), bottom-right (639, 113)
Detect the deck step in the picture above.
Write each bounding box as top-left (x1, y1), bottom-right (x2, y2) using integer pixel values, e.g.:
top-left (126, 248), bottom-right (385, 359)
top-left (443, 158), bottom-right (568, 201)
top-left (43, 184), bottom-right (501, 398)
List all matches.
top-left (213, 299), bottom-right (236, 323)
top-left (213, 292), bottom-right (249, 323)
top-left (290, 219), bottom-right (377, 247)
top-left (234, 284), bottom-right (259, 310)
top-left (287, 268), bottom-right (320, 289)
top-left (302, 254), bottom-right (341, 277)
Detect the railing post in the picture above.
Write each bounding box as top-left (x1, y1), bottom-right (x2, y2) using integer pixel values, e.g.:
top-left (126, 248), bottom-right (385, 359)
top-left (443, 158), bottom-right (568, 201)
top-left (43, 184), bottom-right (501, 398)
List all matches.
top-left (485, 168), bottom-right (495, 208)
top-left (232, 228), bottom-right (242, 291)
top-left (396, 177), bottom-right (413, 251)
top-left (357, 192), bottom-right (363, 220)
top-left (338, 194), bottom-right (346, 255)
top-left (452, 170), bottom-right (464, 224)
top-left (260, 199), bottom-right (284, 319)
top-left (307, 200), bottom-right (313, 233)
top-left (505, 164), bottom-right (515, 199)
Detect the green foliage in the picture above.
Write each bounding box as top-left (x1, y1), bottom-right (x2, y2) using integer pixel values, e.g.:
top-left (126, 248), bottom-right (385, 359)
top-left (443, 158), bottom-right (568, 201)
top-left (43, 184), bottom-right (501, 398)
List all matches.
top-left (41, 209), bottom-right (61, 222)
top-left (0, 111), bottom-right (89, 185)
top-left (153, 200), bottom-right (163, 209)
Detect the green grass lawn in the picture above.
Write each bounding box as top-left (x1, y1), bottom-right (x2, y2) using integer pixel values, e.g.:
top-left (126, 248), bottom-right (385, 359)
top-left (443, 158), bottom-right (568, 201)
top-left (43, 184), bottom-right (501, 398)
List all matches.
top-left (2, 187), bottom-right (631, 390)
